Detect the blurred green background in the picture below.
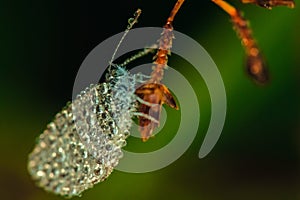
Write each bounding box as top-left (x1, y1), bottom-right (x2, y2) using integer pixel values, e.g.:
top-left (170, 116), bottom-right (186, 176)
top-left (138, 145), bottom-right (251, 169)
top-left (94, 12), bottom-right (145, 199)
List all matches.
top-left (1, 0), bottom-right (299, 199)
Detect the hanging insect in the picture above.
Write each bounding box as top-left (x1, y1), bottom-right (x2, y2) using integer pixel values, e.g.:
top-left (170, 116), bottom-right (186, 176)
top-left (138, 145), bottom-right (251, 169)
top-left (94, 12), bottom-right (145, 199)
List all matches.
top-left (27, 9), bottom-right (146, 197)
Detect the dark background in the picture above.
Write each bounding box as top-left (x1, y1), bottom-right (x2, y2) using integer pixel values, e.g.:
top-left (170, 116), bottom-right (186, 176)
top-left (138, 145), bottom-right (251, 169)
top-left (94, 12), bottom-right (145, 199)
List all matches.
top-left (0, 0), bottom-right (299, 199)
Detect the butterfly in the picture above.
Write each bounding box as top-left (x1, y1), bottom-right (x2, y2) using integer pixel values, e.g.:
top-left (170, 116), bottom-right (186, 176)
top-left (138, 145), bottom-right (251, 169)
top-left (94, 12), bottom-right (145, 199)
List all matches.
top-left (27, 9), bottom-right (147, 198)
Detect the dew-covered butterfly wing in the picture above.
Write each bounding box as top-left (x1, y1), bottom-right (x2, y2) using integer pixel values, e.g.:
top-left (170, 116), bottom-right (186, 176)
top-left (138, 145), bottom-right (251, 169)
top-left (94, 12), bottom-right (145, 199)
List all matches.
top-left (27, 10), bottom-right (143, 198)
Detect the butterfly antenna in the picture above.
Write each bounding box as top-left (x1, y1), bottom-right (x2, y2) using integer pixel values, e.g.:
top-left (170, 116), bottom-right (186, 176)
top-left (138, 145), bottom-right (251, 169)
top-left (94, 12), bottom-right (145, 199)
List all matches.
top-left (109, 9), bottom-right (142, 69)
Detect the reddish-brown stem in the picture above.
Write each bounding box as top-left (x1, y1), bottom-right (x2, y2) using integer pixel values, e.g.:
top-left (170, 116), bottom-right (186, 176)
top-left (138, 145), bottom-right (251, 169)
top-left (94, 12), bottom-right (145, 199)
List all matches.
top-left (149, 0), bottom-right (185, 83)
top-left (135, 0), bottom-right (184, 141)
top-left (167, 0), bottom-right (185, 24)
top-left (212, 0), bottom-right (269, 84)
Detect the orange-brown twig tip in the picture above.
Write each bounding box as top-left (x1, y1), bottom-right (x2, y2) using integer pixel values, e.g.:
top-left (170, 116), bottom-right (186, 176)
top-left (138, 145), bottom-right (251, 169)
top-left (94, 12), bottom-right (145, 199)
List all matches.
top-left (212, 0), bottom-right (237, 16)
top-left (167, 0), bottom-right (185, 24)
top-left (246, 54), bottom-right (269, 85)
